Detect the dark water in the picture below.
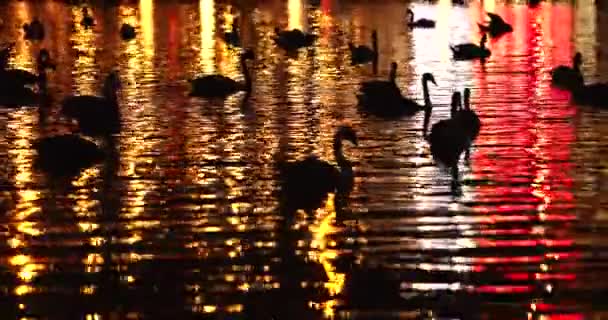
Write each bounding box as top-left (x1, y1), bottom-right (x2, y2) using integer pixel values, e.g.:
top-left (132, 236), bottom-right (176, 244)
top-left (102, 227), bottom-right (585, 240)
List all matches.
top-left (0, 0), bottom-right (607, 319)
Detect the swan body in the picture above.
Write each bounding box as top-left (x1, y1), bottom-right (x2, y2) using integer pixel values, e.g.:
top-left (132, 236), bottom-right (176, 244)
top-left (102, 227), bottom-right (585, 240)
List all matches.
top-left (120, 23), bottom-right (136, 40)
top-left (478, 12), bottom-right (513, 38)
top-left (34, 134), bottom-right (104, 176)
top-left (571, 82), bottom-right (608, 108)
top-left (274, 28), bottom-right (316, 51)
top-left (358, 69), bottom-right (436, 119)
top-left (278, 126), bottom-right (357, 214)
top-left (190, 49), bottom-right (254, 98)
top-left (0, 49), bottom-right (53, 108)
top-left (61, 71), bottom-right (122, 136)
top-left (454, 88), bottom-right (481, 141)
top-left (23, 19), bottom-right (45, 40)
top-left (450, 34), bottom-right (491, 60)
top-left (349, 30), bottom-right (377, 68)
top-left (407, 9), bottom-right (436, 28)
top-left (551, 52), bottom-right (583, 90)
top-left (358, 62), bottom-right (398, 98)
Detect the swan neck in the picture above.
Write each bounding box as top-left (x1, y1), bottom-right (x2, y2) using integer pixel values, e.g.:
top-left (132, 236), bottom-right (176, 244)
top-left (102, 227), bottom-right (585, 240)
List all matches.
top-left (422, 78), bottom-right (432, 107)
top-left (241, 57), bottom-right (252, 92)
top-left (333, 134), bottom-right (350, 170)
top-left (423, 105), bottom-right (432, 137)
top-left (389, 67), bottom-right (397, 83)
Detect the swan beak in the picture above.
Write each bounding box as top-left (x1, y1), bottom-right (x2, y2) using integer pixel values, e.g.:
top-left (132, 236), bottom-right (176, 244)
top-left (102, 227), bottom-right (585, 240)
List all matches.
top-left (431, 78), bottom-right (437, 86)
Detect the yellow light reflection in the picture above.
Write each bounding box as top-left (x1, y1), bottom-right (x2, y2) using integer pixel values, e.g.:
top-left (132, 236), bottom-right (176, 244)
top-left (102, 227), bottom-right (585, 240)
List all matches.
top-left (199, 0), bottom-right (215, 73)
top-left (288, 0), bottom-right (303, 30)
top-left (140, 0), bottom-right (155, 59)
top-left (70, 6), bottom-right (99, 95)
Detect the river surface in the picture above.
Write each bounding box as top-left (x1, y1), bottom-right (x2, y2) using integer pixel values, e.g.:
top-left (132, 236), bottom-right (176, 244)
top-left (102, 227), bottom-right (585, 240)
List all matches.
top-left (0, 0), bottom-right (607, 319)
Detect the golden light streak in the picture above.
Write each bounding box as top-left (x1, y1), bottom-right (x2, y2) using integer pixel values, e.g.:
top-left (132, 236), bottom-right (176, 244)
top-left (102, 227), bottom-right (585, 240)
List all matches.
top-left (140, 0), bottom-right (155, 59)
top-left (199, 0), bottom-right (215, 73)
top-left (288, 0), bottom-right (303, 30)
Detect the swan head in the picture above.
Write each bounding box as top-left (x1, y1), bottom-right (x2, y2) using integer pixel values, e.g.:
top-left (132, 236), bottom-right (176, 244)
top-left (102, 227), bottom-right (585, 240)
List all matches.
top-left (463, 88), bottom-right (471, 107)
top-left (337, 126), bottom-right (358, 146)
top-left (407, 8), bottom-right (414, 16)
top-left (422, 73), bottom-right (437, 86)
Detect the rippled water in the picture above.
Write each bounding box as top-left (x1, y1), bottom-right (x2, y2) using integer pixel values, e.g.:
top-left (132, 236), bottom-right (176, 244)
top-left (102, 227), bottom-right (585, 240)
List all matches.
top-left (0, 0), bottom-right (607, 319)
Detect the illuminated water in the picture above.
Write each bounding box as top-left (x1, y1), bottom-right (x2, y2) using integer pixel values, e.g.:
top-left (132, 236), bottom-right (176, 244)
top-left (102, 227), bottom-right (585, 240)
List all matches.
top-left (0, 0), bottom-right (607, 319)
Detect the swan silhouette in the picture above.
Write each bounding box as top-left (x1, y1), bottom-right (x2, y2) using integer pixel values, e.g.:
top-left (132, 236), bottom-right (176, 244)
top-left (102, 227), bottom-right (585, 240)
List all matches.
top-left (81, 7), bottom-right (95, 28)
top-left (570, 81), bottom-right (608, 108)
top-left (190, 49), bottom-right (254, 98)
top-left (34, 134), bottom-right (105, 177)
top-left (278, 126), bottom-right (358, 216)
top-left (358, 61), bottom-right (398, 98)
top-left (274, 28), bottom-right (316, 51)
top-left (407, 9), bottom-right (436, 28)
top-left (23, 19), bottom-right (45, 41)
top-left (358, 71), bottom-right (436, 119)
top-left (222, 22), bottom-right (241, 47)
top-left (61, 71), bottom-right (122, 137)
top-left (478, 12), bottom-right (513, 38)
top-left (349, 30), bottom-right (378, 72)
top-left (120, 23), bottom-right (136, 40)
top-left (455, 88), bottom-right (481, 142)
top-left (0, 49), bottom-right (54, 108)
top-left (450, 34), bottom-right (491, 61)
top-left (551, 52), bottom-right (583, 90)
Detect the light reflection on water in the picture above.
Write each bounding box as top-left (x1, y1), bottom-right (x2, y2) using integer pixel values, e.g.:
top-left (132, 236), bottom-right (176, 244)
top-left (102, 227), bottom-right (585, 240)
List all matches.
top-left (0, 0), bottom-right (607, 319)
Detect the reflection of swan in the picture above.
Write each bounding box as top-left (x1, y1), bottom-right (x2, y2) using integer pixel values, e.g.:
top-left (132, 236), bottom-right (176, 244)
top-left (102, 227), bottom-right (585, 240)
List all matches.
top-left (349, 30), bottom-right (377, 69)
top-left (478, 12), bottom-right (513, 38)
top-left (274, 27), bottom-right (316, 51)
top-left (407, 9), bottom-right (436, 28)
top-left (120, 23), bottom-right (136, 41)
top-left (61, 71), bottom-right (122, 137)
top-left (278, 126), bottom-right (358, 215)
top-left (23, 19), bottom-right (45, 40)
top-left (358, 71), bottom-right (436, 119)
top-left (34, 135), bottom-right (104, 177)
top-left (189, 49), bottom-right (254, 98)
top-left (551, 52), bottom-right (583, 90)
top-left (450, 34), bottom-right (490, 61)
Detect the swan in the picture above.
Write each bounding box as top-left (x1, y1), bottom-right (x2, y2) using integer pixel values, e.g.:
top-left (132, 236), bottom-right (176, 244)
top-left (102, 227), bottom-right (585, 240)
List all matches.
top-left (349, 30), bottom-right (378, 71)
top-left (190, 49), bottom-right (254, 98)
top-left (406, 9), bottom-right (436, 28)
top-left (551, 52), bottom-right (583, 90)
top-left (358, 72), bottom-right (437, 119)
top-left (61, 71), bottom-right (122, 137)
top-left (358, 61), bottom-right (398, 98)
top-left (120, 23), bottom-right (136, 41)
top-left (23, 19), bottom-right (45, 41)
top-left (450, 34), bottom-right (491, 60)
top-left (478, 12), bottom-right (513, 38)
top-left (222, 22), bottom-right (241, 47)
top-left (34, 134), bottom-right (104, 177)
top-left (0, 49), bottom-right (55, 89)
top-left (454, 88), bottom-right (481, 142)
top-left (274, 28), bottom-right (316, 51)
top-left (81, 7), bottom-right (95, 28)
top-left (278, 126), bottom-right (357, 215)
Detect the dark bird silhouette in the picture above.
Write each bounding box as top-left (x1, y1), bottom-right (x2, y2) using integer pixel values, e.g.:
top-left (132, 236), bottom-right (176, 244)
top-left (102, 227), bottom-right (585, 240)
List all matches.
top-left (61, 71), bottom-right (122, 137)
top-left (450, 34), bottom-right (491, 61)
top-left (551, 52), bottom-right (583, 90)
top-left (34, 134), bottom-right (105, 177)
top-left (349, 30), bottom-right (378, 73)
top-left (274, 28), bottom-right (316, 51)
top-left (358, 70), bottom-right (436, 119)
top-left (23, 19), bottom-right (45, 40)
top-left (454, 88), bottom-right (481, 161)
top-left (407, 8), bottom-right (436, 28)
top-left (0, 49), bottom-right (54, 108)
top-left (0, 48), bottom-right (55, 89)
top-left (222, 22), bottom-right (240, 47)
top-left (120, 23), bottom-right (136, 40)
top-left (278, 126), bottom-right (358, 216)
top-left (81, 7), bottom-right (95, 28)
top-left (478, 12), bottom-right (513, 38)
top-left (570, 82), bottom-right (608, 108)
top-left (190, 49), bottom-right (254, 98)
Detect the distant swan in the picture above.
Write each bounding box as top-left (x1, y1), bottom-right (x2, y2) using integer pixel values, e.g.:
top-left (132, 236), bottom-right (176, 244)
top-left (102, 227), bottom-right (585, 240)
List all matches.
top-left (478, 12), bottom-right (513, 38)
top-left (34, 134), bottom-right (105, 177)
top-left (0, 48), bottom-right (54, 89)
top-left (349, 30), bottom-right (378, 72)
top-left (358, 71), bottom-right (437, 119)
top-left (450, 34), bottom-right (491, 61)
top-left (222, 22), bottom-right (241, 47)
top-left (278, 126), bottom-right (358, 215)
top-left (81, 7), bottom-right (95, 28)
top-left (61, 71), bottom-right (122, 137)
top-left (23, 19), bottom-right (45, 41)
top-left (551, 52), bottom-right (583, 90)
top-left (274, 28), bottom-right (316, 51)
top-left (406, 9), bottom-right (436, 28)
top-left (190, 49), bottom-right (254, 98)
top-left (0, 49), bottom-right (54, 108)
top-left (120, 23), bottom-right (136, 40)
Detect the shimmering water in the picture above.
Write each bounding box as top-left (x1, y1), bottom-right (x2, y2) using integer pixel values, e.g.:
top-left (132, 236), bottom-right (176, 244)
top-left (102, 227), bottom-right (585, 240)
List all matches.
top-left (0, 0), bottom-right (607, 319)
